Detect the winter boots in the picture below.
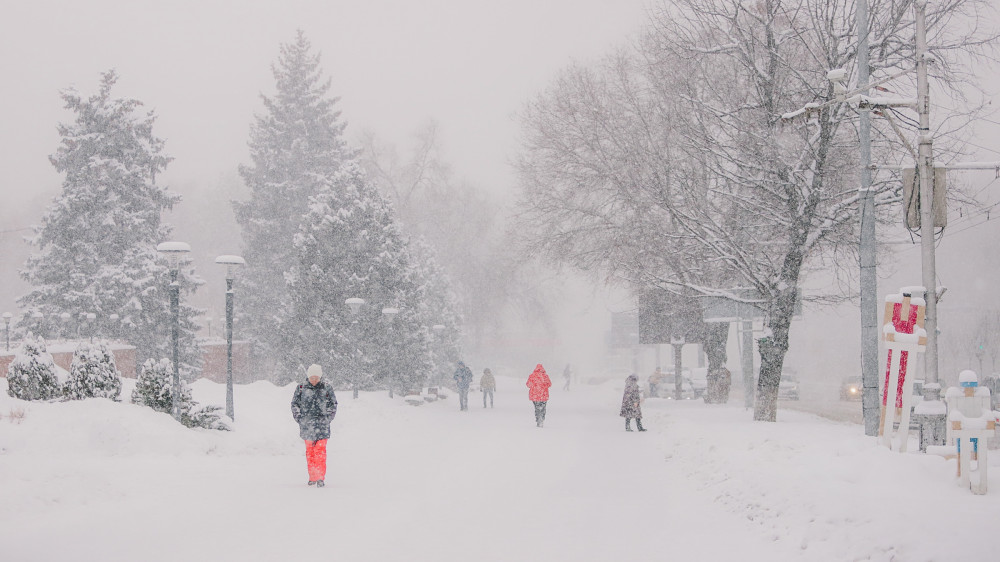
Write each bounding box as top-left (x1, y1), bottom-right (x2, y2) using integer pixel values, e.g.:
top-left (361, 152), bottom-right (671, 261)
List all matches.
top-left (626, 418), bottom-right (647, 432)
top-left (307, 479), bottom-right (326, 488)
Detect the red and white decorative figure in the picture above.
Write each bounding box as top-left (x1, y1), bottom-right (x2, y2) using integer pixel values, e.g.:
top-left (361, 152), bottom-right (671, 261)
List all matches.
top-left (878, 287), bottom-right (927, 452)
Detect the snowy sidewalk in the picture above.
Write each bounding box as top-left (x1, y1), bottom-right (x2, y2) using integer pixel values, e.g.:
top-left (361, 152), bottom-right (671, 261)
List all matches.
top-left (0, 376), bottom-right (997, 561)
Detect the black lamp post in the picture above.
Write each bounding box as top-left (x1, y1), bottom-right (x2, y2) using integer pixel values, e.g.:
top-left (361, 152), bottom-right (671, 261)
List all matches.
top-left (2, 312), bottom-right (11, 351)
top-left (31, 311), bottom-right (44, 339)
top-left (345, 298), bottom-right (364, 399)
top-left (86, 313), bottom-right (96, 343)
top-left (431, 324), bottom-right (445, 386)
top-left (671, 335), bottom-right (685, 400)
top-left (59, 312), bottom-right (71, 341)
top-left (157, 241), bottom-right (190, 422)
top-left (215, 254), bottom-right (245, 421)
top-left (381, 307), bottom-right (399, 397)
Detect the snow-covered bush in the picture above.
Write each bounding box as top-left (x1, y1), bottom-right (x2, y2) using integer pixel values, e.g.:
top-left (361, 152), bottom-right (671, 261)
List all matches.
top-left (132, 358), bottom-right (229, 431)
top-left (131, 358), bottom-right (175, 413)
top-left (63, 342), bottom-right (122, 400)
top-left (6, 335), bottom-right (61, 401)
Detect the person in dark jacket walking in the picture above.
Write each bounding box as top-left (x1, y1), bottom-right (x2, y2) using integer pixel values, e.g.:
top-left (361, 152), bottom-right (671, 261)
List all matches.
top-left (454, 361), bottom-right (473, 411)
top-left (480, 368), bottom-right (496, 408)
top-left (526, 363), bottom-right (552, 427)
top-left (620, 374), bottom-right (646, 432)
top-left (291, 364), bottom-right (338, 487)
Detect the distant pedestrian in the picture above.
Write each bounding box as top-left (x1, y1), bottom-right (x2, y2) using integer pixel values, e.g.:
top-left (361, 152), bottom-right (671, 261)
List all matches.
top-left (526, 363), bottom-right (552, 427)
top-left (454, 361), bottom-right (473, 411)
top-left (481, 368), bottom-right (496, 408)
top-left (291, 364), bottom-right (338, 487)
top-left (620, 374), bottom-right (646, 432)
top-left (563, 363), bottom-right (572, 390)
top-left (649, 367), bottom-right (665, 398)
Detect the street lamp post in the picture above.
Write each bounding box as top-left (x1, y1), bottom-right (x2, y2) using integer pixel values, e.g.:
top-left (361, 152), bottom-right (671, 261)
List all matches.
top-left (432, 324), bottom-right (445, 386)
top-left (381, 307), bottom-right (399, 397)
top-left (31, 311), bottom-right (44, 339)
top-left (671, 335), bottom-right (685, 400)
top-left (59, 312), bottom-right (71, 341)
top-left (346, 298), bottom-right (365, 399)
top-left (215, 255), bottom-right (245, 421)
top-left (2, 312), bottom-right (11, 351)
top-left (86, 313), bottom-right (96, 343)
top-left (157, 241), bottom-right (190, 422)
top-left (108, 313), bottom-right (119, 340)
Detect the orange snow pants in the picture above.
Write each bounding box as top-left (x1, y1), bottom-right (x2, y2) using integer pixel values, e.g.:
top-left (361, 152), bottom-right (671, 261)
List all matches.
top-left (304, 439), bottom-right (328, 482)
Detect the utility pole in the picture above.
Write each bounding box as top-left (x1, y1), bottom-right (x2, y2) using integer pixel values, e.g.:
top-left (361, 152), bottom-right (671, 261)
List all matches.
top-left (857, 0), bottom-right (881, 436)
top-left (915, 0), bottom-right (940, 387)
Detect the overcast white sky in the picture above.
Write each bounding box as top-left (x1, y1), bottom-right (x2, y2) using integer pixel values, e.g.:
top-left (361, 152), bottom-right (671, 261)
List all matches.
top-left (0, 0), bottom-right (649, 212)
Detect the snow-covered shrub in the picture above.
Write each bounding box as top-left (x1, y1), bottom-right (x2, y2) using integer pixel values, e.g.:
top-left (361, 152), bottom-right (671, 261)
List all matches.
top-left (6, 335), bottom-right (61, 401)
top-left (63, 342), bottom-right (122, 400)
top-left (180, 403), bottom-right (230, 432)
top-left (132, 358), bottom-right (175, 413)
top-left (132, 358), bottom-right (229, 431)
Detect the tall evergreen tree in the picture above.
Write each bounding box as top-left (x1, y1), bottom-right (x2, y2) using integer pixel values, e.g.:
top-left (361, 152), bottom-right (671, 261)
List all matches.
top-left (235, 31), bottom-right (357, 370)
top-left (283, 163), bottom-right (431, 390)
top-left (19, 70), bottom-right (202, 373)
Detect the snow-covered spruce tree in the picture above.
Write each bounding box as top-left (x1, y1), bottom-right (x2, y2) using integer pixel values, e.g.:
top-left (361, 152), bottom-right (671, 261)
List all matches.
top-left (282, 163), bottom-right (432, 392)
top-left (6, 335), bottom-right (61, 401)
top-left (18, 70), bottom-right (203, 373)
top-left (131, 358), bottom-right (229, 430)
top-left (234, 30), bottom-right (357, 377)
top-left (63, 341), bottom-right (122, 400)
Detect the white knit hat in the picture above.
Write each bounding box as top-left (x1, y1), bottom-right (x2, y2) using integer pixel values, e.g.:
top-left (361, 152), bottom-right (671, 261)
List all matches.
top-left (307, 364), bottom-right (323, 379)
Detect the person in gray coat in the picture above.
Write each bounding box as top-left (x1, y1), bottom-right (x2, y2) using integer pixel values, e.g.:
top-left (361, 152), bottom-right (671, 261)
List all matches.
top-left (620, 374), bottom-right (647, 432)
top-left (291, 364), bottom-right (338, 487)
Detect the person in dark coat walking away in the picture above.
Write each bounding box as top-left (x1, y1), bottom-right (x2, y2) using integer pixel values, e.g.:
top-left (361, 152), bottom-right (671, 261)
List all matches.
top-left (291, 364), bottom-right (338, 487)
top-left (480, 368), bottom-right (496, 408)
top-left (454, 361), bottom-right (473, 411)
top-left (620, 374), bottom-right (646, 432)
top-left (526, 364), bottom-right (552, 427)
top-left (562, 363), bottom-right (572, 391)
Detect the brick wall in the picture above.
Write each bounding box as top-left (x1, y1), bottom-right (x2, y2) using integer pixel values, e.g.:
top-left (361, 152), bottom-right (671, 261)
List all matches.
top-left (1, 340), bottom-right (249, 383)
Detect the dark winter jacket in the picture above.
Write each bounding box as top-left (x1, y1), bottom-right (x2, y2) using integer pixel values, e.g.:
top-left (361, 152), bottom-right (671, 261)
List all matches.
top-left (291, 380), bottom-right (338, 441)
top-left (620, 375), bottom-right (642, 418)
top-left (454, 362), bottom-right (473, 390)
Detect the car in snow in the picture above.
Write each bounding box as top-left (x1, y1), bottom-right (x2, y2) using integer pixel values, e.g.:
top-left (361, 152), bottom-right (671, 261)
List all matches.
top-left (777, 373), bottom-right (800, 401)
top-left (656, 371), bottom-right (695, 400)
top-left (840, 376), bottom-right (862, 401)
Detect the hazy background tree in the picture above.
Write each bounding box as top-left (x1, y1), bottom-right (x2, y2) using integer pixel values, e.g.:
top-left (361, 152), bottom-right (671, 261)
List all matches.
top-left (234, 31), bottom-right (357, 374)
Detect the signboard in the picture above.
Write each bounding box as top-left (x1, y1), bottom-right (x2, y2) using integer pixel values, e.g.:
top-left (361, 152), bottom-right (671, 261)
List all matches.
top-left (700, 289), bottom-right (801, 323)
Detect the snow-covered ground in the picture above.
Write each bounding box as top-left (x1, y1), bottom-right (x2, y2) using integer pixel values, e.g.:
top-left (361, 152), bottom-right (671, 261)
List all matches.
top-left (0, 372), bottom-right (996, 561)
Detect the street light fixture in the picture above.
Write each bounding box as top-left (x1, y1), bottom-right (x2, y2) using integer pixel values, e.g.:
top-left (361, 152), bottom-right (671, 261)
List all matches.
top-left (2, 312), bottom-right (11, 351)
top-left (431, 324), bottom-right (446, 387)
top-left (59, 312), bottom-right (71, 341)
top-left (215, 254), bottom-right (245, 421)
top-left (381, 307), bottom-right (399, 397)
top-left (671, 335), bottom-right (685, 401)
top-left (86, 312), bottom-right (96, 343)
top-left (345, 298), bottom-right (365, 399)
top-left (31, 311), bottom-right (43, 339)
top-left (157, 241), bottom-right (190, 422)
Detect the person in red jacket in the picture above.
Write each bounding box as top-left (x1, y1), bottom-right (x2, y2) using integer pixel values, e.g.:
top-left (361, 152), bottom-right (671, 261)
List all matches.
top-left (526, 363), bottom-right (552, 428)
